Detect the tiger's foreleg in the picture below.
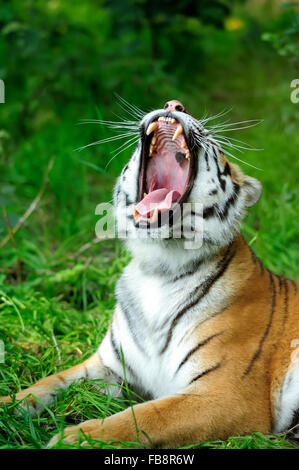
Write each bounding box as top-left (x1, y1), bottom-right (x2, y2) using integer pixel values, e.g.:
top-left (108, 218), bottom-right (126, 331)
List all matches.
top-left (0, 352), bottom-right (110, 416)
top-left (47, 387), bottom-right (269, 448)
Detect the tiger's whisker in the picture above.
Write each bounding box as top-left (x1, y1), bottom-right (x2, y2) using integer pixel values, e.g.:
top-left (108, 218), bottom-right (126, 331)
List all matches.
top-left (212, 137), bottom-right (262, 153)
top-left (208, 119), bottom-right (263, 130)
top-left (75, 132), bottom-right (137, 152)
top-left (114, 94), bottom-right (146, 119)
top-left (219, 148), bottom-right (262, 170)
top-left (111, 135), bottom-right (140, 156)
top-left (199, 107), bottom-right (233, 124)
top-left (105, 136), bottom-right (140, 169)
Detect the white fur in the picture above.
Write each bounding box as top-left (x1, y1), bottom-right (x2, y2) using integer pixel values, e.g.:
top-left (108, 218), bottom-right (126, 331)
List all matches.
top-left (274, 362), bottom-right (299, 432)
top-left (98, 255), bottom-right (232, 399)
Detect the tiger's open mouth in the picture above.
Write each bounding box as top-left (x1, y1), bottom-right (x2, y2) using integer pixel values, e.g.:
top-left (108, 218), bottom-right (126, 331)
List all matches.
top-left (134, 114), bottom-right (197, 227)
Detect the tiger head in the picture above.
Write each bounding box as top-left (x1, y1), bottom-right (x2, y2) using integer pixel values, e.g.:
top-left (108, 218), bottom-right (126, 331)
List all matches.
top-left (113, 99), bottom-right (262, 264)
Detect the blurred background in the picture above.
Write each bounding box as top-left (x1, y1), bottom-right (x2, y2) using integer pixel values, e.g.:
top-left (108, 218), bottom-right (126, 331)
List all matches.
top-left (0, 0), bottom-right (298, 311)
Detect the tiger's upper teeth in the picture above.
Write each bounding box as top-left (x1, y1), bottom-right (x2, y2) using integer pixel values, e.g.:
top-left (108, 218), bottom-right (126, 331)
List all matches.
top-left (146, 122), bottom-right (158, 135)
top-left (158, 117), bottom-right (177, 123)
top-left (172, 124), bottom-right (183, 141)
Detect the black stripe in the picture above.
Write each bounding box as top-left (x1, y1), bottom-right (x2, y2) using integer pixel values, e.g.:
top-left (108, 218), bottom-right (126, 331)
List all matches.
top-left (213, 151), bottom-right (226, 191)
top-left (203, 205), bottom-right (217, 219)
top-left (223, 162), bottom-right (231, 176)
top-left (289, 408), bottom-right (299, 429)
top-left (203, 183), bottom-right (240, 221)
top-left (118, 295), bottom-right (149, 357)
top-left (205, 152), bottom-right (210, 171)
top-left (282, 278), bottom-right (289, 329)
top-left (219, 183), bottom-right (240, 221)
top-left (171, 258), bottom-right (203, 282)
top-left (176, 331), bottom-right (223, 374)
top-left (56, 376), bottom-right (66, 385)
top-left (160, 245), bottom-right (235, 354)
top-left (258, 259), bottom-right (265, 275)
top-left (291, 280), bottom-right (298, 294)
top-left (116, 187), bottom-right (134, 206)
top-left (248, 244), bottom-right (257, 266)
top-left (243, 271), bottom-right (277, 377)
top-left (246, 242), bottom-right (265, 275)
top-left (178, 304), bottom-right (229, 348)
top-left (202, 236), bottom-right (221, 246)
top-left (110, 326), bottom-right (121, 362)
top-left (256, 257), bottom-right (265, 275)
top-left (123, 191), bottom-right (134, 206)
top-left (190, 361), bottom-right (222, 384)
top-left (122, 164), bottom-right (128, 175)
top-left (209, 188), bottom-right (218, 196)
top-left (117, 188), bottom-right (134, 206)
top-left (110, 326), bottom-right (138, 380)
top-left (83, 365), bottom-right (89, 380)
top-left (276, 274), bottom-right (283, 294)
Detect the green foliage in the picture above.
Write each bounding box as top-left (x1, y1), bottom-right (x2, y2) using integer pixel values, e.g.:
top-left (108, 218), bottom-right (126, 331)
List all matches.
top-left (183, 432), bottom-right (299, 449)
top-left (0, 0), bottom-right (232, 140)
top-left (262, 2), bottom-right (299, 63)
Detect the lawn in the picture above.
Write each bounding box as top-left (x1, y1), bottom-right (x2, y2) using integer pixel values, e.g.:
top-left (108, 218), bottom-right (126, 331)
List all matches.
top-left (0, 2), bottom-right (298, 449)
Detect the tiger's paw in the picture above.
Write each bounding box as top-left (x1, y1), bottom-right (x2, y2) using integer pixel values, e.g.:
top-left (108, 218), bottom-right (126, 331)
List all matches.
top-left (46, 416), bottom-right (135, 448)
top-left (0, 394), bottom-right (42, 417)
top-left (47, 419), bottom-right (106, 448)
top-left (0, 396), bottom-right (12, 403)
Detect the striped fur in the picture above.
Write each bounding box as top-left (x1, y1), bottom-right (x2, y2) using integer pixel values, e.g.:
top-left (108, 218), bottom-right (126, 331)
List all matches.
top-left (1, 106), bottom-right (298, 448)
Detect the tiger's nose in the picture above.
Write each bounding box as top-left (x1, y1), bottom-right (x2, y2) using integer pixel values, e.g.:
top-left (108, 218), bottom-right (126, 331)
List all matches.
top-left (164, 100), bottom-right (186, 113)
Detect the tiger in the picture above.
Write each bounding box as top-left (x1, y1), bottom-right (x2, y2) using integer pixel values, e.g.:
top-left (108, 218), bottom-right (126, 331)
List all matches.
top-left (1, 99), bottom-right (298, 449)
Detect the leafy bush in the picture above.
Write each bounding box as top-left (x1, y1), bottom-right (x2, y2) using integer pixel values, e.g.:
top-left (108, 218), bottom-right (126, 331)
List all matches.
top-left (262, 2), bottom-right (299, 64)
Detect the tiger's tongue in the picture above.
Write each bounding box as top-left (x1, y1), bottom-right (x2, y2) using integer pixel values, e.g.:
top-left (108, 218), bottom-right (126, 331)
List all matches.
top-left (135, 188), bottom-right (181, 217)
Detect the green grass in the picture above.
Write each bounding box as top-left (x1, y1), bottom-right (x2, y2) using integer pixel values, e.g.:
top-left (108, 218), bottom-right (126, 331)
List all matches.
top-left (0, 46), bottom-right (299, 449)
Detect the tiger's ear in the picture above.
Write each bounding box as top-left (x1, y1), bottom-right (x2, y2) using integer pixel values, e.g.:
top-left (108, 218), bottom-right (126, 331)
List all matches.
top-left (243, 176), bottom-right (262, 207)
